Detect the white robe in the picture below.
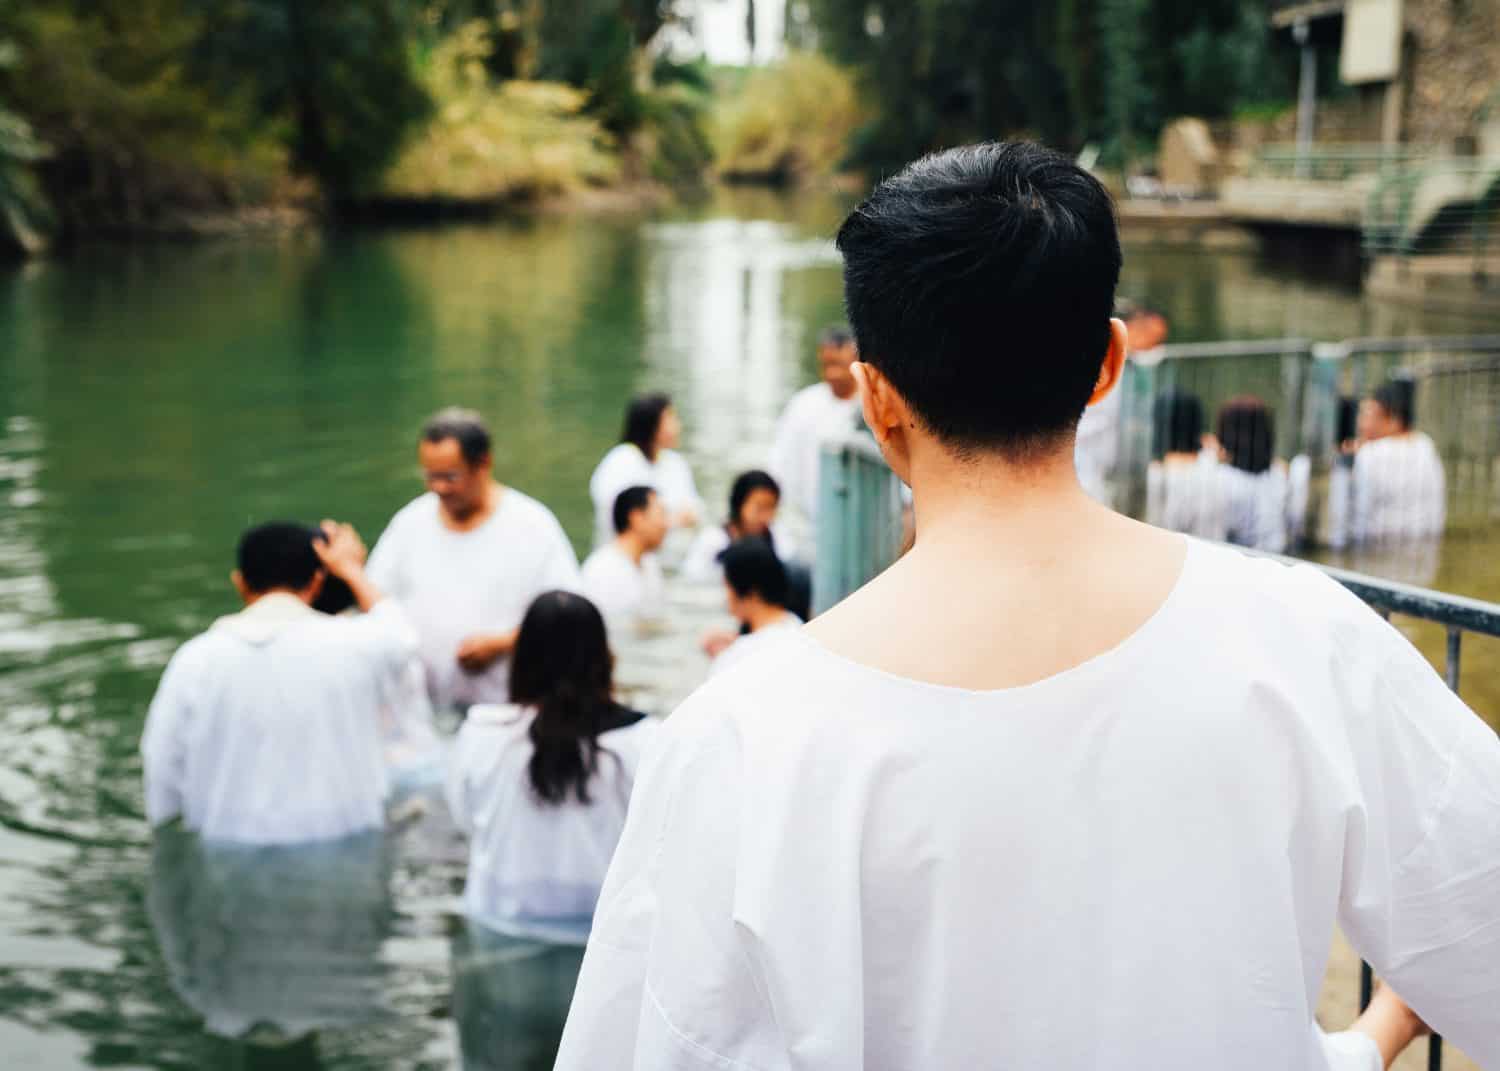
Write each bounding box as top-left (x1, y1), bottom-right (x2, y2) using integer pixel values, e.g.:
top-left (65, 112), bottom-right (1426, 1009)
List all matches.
top-left (141, 595), bottom-right (417, 844)
top-left (768, 383), bottom-right (860, 548)
top-left (1145, 455), bottom-right (1227, 540)
top-left (679, 522), bottom-right (798, 583)
top-left (446, 703), bottom-right (660, 943)
top-left (557, 540), bottom-right (1500, 1070)
top-left (580, 544), bottom-right (666, 627)
top-left (367, 489), bottom-right (581, 710)
top-left (1349, 432), bottom-right (1447, 545)
top-left (708, 613), bottom-right (802, 677)
top-left (588, 444), bottom-right (703, 549)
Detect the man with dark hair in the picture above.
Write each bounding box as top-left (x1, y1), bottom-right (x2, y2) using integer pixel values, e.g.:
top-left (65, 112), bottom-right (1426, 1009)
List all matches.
top-left (1338, 377), bottom-right (1446, 546)
top-left (559, 143), bottom-right (1499, 1070)
top-left (580, 486), bottom-right (667, 626)
top-left (708, 538), bottom-right (800, 677)
top-left (368, 407), bottom-right (580, 710)
top-left (142, 521), bottom-right (415, 844)
top-left (768, 324), bottom-right (861, 553)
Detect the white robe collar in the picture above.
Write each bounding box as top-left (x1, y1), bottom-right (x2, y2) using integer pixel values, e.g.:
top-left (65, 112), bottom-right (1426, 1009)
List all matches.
top-left (211, 592), bottom-right (316, 646)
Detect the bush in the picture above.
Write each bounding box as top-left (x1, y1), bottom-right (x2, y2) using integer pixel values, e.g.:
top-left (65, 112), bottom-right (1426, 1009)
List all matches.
top-left (713, 52), bottom-right (862, 183)
top-left (382, 23), bottom-right (619, 201)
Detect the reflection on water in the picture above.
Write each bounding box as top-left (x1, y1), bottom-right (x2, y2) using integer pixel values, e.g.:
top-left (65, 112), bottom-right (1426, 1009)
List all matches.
top-left (1, 190), bottom-right (1498, 1068)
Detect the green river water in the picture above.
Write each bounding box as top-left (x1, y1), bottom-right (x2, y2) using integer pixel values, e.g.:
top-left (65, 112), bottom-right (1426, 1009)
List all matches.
top-left (1, 188), bottom-right (1497, 1069)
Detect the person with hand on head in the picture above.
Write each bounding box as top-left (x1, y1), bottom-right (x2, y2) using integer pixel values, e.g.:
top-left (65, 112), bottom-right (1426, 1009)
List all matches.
top-left (367, 408), bottom-right (581, 713)
top-left (580, 486), bottom-right (668, 629)
top-left (768, 326), bottom-right (861, 553)
top-left (588, 394), bottom-right (702, 549)
top-left (558, 142), bottom-right (1498, 1071)
top-left (142, 520), bottom-right (415, 844)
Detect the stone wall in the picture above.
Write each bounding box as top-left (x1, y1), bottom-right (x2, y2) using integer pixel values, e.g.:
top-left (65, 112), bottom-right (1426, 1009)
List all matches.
top-left (1401, 0), bottom-right (1500, 149)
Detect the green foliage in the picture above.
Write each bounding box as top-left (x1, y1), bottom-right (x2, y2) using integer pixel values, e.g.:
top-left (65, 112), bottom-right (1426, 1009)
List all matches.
top-left (805, 0), bottom-right (1295, 172)
top-left (187, 0), bottom-right (431, 202)
top-left (713, 52), bottom-right (863, 183)
top-left (0, 1), bottom-right (286, 235)
top-left (382, 23), bottom-right (619, 201)
top-left (0, 41), bottom-right (50, 254)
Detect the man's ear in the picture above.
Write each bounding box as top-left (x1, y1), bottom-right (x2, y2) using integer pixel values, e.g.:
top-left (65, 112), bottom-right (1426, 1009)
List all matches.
top-left (231, 569), bottom-right (252, 605)
top-left (1087, 317), bottom-right (1129, 407)
top-left (853, 361), bottom-right (915, 482)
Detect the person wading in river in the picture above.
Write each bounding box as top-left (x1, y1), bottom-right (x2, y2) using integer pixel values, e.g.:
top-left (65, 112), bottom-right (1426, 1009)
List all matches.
top-left (367, 408), bottom-right (581, 712)
top-left (556, 142), bottom-right (1500, 1071)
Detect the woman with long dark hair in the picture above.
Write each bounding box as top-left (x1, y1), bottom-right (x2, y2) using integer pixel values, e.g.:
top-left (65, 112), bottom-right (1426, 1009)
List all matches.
top-left (587, 393), bottom-right (703, 547)
top-left (446, 590), bottom-right (658, 941)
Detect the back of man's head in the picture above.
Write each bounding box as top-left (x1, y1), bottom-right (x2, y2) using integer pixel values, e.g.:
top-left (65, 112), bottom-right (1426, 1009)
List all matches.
top-left (720, 538), bottom-right (788, 607)
top-left (836, 141), bottom-right (1122, 458)
top-left (613, 485), bottom-right (656, 535)
top-left (1372, 378), bottom-right (1416, 430)
top-left (421, 407), bottom-right (492, 465)
top-left (237, 523), bottom-right (322, 594)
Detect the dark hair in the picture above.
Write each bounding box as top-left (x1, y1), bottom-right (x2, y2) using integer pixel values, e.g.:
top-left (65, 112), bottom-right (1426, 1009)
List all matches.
top-left (728, 470), bottom-right (780, 527)
top-left (611, 485), bottom-right (656, 535)
top-left (1372, 378), bottom-right (1415, 429)
top-left (720, 538), bottom-right (789, 607)
top-left (1336, 396), bottom-right (1359, 443)
top-left (819, 324), bottom-right (854, 349)
top-left (835, 141), bottom-right (1122, 457)
top-left (421, 407), bottom-right (491, 465)
top-left (1151, 390), bottom-right (1204, 459)
top-left (621, 393), bottom-right (672, 462)
top-left (1217, 396), bottom-right (1275, 474)
top-left (237, 522), bottom-right (323, 594)
top-left (509, 591), bottom-right (618, 806)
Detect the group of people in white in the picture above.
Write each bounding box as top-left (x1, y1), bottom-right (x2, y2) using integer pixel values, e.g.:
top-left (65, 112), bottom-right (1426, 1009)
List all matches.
top-left (1143, 379), bottom-right (1445, 557)
top-left (141, 327), bottom-right (862, 942)
top-left (140, 142), bottom-right (1498, 1071)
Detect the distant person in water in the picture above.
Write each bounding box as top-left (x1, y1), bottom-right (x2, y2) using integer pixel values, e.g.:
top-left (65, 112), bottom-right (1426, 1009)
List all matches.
top-left (1214, 396), bottom-right (1310, 553)
top-left (1144, 389), bottom-right (1225, 539)
top-left (368, 408), bottom-right (581, 712)
top-left (559, 142), bottom-right (1495, 1071)
top-left (142, 521), bottom-right (414, 844)
top-left (1342, 378), bottom-right (1447, 545)
top-left (708, 539), bottom-right (802, 677)
top-left (1075, 300), bottom-right (1170, 503)
top-left (681, 469), bottom-right (783, 582)
top-left (769, 326), bottom-right (861, 552)
top-left (446, 590), bottom-right (659, 943)
top-left (588, 393), bottom-right (702, 549)
top-left (580, 486), bottom-right (668, 628)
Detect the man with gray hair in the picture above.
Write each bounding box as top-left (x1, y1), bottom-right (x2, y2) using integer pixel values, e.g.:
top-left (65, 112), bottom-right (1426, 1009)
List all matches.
top-left (368, 408), bottom-right (580, 711)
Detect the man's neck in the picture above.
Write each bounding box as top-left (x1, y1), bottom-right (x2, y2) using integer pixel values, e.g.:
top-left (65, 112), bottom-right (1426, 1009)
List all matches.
top-left (241, 587), bottom-right (312, 609)
top-left (743, 601), bottom-right (789, 632)
top-left (442, 481), bottom-right (501, 531)
top-left (615, 531), bottom-right (649, 565)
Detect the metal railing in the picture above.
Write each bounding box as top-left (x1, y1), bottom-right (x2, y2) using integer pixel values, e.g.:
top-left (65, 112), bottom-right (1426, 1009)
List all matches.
top-left (1251, 143), bottom-right (1432, 183)
top-left (1364, 157), bottom-right (1500, 266)
top-left (814, 433), bottom-right (1500, 1070)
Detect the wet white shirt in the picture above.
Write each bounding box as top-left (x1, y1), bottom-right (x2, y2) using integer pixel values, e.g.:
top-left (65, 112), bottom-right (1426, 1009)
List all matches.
top-left (142, 595), bottom-right (417, 844)
top-left (708, 613), bottom-right (802, 677)
top-left (1145, 454), bottom-right (1227, 540)
top-left (589, 444), bottom-right (702, 549)
top-left (558, 540), bottom-right (1500, 1071)
top-left (446, 703), bottom-right (661, 942)
top-left (1350, 433), bottom-right (1447, 545)
top-left (581, 543), bottom-right (665, 627)
top-left (768, 383), bottom-right (860, 544)
top-left (367, 489), bottom-right (581, 710)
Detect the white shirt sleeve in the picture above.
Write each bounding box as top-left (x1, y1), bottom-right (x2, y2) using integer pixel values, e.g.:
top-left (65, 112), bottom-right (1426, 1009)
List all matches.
top-left (141, 647), bottom-right (196, 828)
top-left (365, 511), bottom-right (405, 595)
top-left (1336, 609), bottom-right (1500, 1066)
top-left (555, 707), bottom-right (781, 1069)
top-left (346, 598), bottom-right (420, 677)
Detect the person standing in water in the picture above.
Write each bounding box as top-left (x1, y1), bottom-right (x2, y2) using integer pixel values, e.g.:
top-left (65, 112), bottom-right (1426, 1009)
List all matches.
top-left (1348, 378), bottom-right (1447, 545)
top-left (142, 521), bottom-right (413, 844)
top-left (368, 408), bottom-right (581, 712)
top-left (588, 393), bottom-right (702, 549)
top-left (558, 143), bottom-right (1498, 1070)
top-left (446, 590), bottom-right (659, 942)
top-left (680, 469), bottom-right (784, 582)
top-left (580, 486), bottom-right (669, 628)
top-left (768, 326), bottom-right (861, 551)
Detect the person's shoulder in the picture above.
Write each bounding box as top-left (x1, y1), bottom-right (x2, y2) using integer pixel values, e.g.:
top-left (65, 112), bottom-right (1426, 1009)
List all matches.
top-left (581, 543), bottom-right (622, 575)
top-left (789, 382), bottom-right (829, 409)
top-left (159, 628), bottom-right (229, 680)
top-left (662, 630), bottom-right (819, 745)
top-left (500, 485), bottom-right (566, 529)
top-left (1182, 540), bottom-right (1376, 639)
top-left (460, 703), bottom-right (532, 744)
top-left (381, 493), bottom-right (441, 535)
